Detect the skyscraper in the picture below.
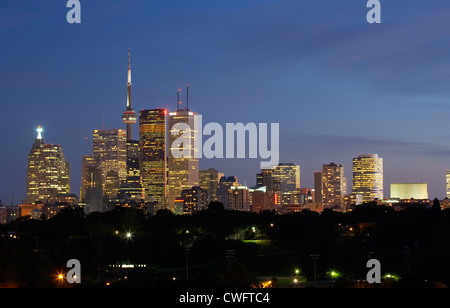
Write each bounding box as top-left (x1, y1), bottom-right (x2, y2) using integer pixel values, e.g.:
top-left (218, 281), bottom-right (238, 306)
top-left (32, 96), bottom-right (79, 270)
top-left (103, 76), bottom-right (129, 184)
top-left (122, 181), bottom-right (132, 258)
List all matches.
top-left (314, 171), bottom-right (323, 204)
top-left (92, 129), bottom-right (127, 199)
top-left (352, 154), bottom-right (383, 203)
top-left (199, 168), bottom-right (224, 205)
top-left (26, 126), bottom-right (71, 204)
top-left (167, 93), bottom-right (199, 211)
top-left (322, 163), bottom-right (347, 209)
top-left (139, 109), bottom-right (167, 208)
top-left (122, 49), bottom-right (137, 141)
top-left (259, 163), bottom-right (300, 193)
top-left (80, 154), bottom-right (103, 212)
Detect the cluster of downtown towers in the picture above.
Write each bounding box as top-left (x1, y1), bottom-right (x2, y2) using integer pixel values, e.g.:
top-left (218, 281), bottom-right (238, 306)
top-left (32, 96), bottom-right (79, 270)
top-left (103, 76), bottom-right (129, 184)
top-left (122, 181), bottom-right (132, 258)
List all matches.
top-left (25, 51), bottom-right (384, 215)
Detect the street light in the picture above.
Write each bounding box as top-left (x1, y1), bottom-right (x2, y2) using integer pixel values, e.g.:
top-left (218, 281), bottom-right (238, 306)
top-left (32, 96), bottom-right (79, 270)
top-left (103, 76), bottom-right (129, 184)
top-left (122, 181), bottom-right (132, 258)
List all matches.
top-left (327, 270), bottom-right (341, 280)
top-left (310, 254), bottom-right (320, 283)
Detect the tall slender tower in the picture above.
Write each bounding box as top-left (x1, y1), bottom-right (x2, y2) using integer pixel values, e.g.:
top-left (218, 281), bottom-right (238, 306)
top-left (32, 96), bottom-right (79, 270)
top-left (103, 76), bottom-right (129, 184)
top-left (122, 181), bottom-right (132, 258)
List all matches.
top-left (122, 49), bottom-right (137, 141)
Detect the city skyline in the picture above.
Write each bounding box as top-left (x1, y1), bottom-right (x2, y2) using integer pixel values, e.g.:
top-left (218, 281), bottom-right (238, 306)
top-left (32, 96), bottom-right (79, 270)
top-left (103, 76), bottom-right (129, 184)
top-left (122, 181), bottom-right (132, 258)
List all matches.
top-left (2, 0), bottom-right (450, 203)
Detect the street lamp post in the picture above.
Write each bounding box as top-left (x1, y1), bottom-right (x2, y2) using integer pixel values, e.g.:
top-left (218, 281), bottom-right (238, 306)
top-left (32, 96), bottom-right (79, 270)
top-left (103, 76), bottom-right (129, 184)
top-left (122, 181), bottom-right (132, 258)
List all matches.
top-left (310, 254), bottom-right (320, 283)
top-left (185, 244), bottom-right (192, 280)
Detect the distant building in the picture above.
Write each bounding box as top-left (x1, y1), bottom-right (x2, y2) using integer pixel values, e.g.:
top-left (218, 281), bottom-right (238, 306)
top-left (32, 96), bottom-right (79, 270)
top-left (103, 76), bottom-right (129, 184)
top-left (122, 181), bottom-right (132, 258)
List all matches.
top-left (217, 176), bottom-right (240, 209)
top-left (81, 155), bottom-right (104, 213)
top-left (93, 128), bottom-right (127, 199)
top-left (446, 171), bottom-right (450, 199)
top-left (228, 186), bottom-right (251, 212)
top-left (322, 163), bottom-right (347, 209)
top-left (260, 163), bottom-right (300, 193)
top-left (352, 154), bottom-right (383, 203)
top-left (167, 107), bottom-right (199, 211)
top-left (314, 172), bottom-right (323, 204)
top-left (140, 109), bottom-right (168, 208)
top-left (0, 205), bottom-right (18, 225)
top-left (19, 204), bottom-right (44, 219)
top-left (180, 186), bottom-right (208, 215)
top-left (390, 183), bottom-right (428, 200)
top-left (344, 193), bottom-right (363, 211)
top-left (26, 126), bottom-right (70, 204)
top-left (199, 168), bottom-right (224, 205)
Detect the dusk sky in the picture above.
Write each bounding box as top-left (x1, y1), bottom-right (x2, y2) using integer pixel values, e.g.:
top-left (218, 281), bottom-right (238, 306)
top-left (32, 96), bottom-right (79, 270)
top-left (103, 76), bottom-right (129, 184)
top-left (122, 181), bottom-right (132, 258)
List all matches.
top-left (1, 0), bottom-right (450, 204)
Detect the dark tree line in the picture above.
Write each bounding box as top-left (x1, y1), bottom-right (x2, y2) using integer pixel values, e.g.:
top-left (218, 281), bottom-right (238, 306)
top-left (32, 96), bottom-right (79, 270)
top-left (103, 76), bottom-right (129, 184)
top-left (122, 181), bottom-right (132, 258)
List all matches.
top-left (1, 201), bottom-right (450, 288)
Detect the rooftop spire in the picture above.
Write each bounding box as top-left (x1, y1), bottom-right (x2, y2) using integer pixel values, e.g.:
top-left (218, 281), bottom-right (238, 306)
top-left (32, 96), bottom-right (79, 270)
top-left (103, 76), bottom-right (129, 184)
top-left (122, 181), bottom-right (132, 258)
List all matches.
top-left (37, 126), bottom-right (43, 140)
top-left (127, 48), bottom-right (132, 85)
top-left (122, 49), bottom-right (137, 141)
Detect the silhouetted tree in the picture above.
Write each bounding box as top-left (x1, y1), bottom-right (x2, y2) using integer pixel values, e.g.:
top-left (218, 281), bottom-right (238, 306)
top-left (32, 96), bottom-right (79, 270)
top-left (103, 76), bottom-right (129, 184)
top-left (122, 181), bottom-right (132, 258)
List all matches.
top-left (432, 198), bottom-right (441, 213)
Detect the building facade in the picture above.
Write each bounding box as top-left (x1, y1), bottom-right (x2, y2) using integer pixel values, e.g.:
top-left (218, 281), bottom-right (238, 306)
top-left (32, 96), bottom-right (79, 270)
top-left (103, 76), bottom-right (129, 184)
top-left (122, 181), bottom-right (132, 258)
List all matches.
top-left (199, 168), bottom-right (224, 205)
top-left (139, 109), bottom-right (167, 208)
top-left (352, 154), bottom-right (383, 203)
top-left (167, 109), bottom-right (199, 211)
top-left (322, 163), bottom-right (347, 209)
top-left (92, 129), bottom-right (127, 199)
top-left (26, 127), bottom-right (71, 204)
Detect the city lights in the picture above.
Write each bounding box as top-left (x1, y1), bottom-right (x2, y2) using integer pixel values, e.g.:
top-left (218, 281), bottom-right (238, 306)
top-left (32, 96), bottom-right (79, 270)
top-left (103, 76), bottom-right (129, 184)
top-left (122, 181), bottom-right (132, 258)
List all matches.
top-left (3, 0), bottom-right (450, 291)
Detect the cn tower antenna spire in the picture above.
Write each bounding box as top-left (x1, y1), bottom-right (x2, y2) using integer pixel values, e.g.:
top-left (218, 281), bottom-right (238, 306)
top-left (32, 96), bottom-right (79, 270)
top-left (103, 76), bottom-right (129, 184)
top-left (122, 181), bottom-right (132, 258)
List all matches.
top-left (122, 48), bottom-right (137, 141)
top-left (127, 48), bottom-right (132, 87)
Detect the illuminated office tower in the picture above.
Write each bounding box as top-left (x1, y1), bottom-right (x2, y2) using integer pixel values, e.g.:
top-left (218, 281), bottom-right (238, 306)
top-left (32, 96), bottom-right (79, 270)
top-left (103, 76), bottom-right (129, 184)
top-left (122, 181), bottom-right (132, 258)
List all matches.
top-left (92, 129), bottom-right (127, 199)
top-left (352, 154), bottom-right (383, 203)
top-left (273, 163), bottom-right (300, 193)
top-left (140, 109), bottom-right (167, 207)
top-left (167, 97), bottom-right (199, 211)
top-left (199, 168), bottom-right (224, 204)
top-left (118, 140), bottom-right (144, 201)
top-left (180, 186), bottom-right (208, 215)
top-left (260, 163), bottom-right (300, 193)
top-left (126, 140), bottom-right (140, 178)
top-left (26, 126), bottom-right (71, 204)
top-left (322, 163), bottom-right (347, 209)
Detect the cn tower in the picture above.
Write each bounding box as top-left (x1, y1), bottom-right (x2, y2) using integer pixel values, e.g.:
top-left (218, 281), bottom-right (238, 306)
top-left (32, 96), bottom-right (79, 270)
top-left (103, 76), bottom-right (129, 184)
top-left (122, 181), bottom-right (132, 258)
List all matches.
top-left (122, 49), bottom-right (137, 141)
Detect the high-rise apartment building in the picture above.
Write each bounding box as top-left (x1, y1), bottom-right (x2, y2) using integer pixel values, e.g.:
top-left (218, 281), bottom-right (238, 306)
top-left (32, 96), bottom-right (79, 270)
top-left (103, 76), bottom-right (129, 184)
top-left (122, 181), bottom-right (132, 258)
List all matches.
top-left (26, 126), bottom-right (71, 204)
top-left (322, 163), bottom-right (347, 209)
top-left (228, 186), bottom-right (251, 212)
top-left (139, 109), bottom-right (167, 207)
top-left (352, 154), bottom-right (383, 203)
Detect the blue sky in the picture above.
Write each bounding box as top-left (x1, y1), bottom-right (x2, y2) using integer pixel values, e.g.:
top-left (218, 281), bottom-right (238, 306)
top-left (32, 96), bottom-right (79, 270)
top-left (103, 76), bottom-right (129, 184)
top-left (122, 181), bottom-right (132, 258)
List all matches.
top-left (1, 0), bottom-right (450, 203)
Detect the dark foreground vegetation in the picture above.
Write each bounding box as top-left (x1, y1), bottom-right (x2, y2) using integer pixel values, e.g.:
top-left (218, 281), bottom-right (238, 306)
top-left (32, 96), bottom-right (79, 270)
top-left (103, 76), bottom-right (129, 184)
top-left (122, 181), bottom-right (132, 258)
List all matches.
top-left (1, 201), bottom-right (450, 288)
